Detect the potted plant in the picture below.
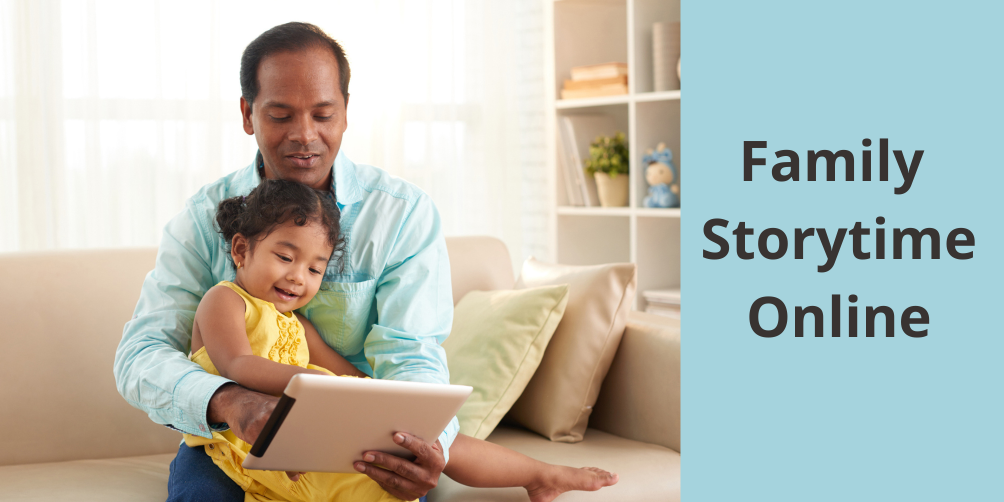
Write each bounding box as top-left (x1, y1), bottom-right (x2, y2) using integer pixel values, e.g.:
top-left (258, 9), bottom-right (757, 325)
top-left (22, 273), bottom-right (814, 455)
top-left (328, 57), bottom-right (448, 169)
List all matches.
top-left (585, 132), bottom-right (629, 207)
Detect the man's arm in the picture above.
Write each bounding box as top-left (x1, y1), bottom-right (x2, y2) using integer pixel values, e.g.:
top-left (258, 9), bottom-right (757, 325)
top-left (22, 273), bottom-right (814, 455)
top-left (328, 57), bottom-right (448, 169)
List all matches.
top-left (113, 201), bottom-right (272, 440)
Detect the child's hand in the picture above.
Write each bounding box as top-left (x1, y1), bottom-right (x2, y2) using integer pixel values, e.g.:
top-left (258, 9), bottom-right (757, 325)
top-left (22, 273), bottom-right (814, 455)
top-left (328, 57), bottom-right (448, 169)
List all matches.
top-left (285, 471), bottom-right (305, 482)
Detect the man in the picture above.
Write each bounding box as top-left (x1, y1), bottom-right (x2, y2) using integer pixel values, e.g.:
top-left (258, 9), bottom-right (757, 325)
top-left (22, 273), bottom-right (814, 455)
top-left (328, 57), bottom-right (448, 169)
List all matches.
top-left (114, 22), bottom-right (456, 502)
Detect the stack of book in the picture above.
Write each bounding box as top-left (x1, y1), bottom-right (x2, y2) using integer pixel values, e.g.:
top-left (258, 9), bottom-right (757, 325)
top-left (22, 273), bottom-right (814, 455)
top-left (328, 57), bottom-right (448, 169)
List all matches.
top-left (643, 288), bottom-right (680, 319)
top-left (560, 62), bottom-right (628, 100)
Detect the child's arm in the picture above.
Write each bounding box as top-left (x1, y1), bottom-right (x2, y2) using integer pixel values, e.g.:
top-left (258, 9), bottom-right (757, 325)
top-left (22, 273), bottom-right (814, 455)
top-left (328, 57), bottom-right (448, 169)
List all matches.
top-left (297, 315), bottom-right (368, 378)
top-left (193, 285), bottom-right (327, 396)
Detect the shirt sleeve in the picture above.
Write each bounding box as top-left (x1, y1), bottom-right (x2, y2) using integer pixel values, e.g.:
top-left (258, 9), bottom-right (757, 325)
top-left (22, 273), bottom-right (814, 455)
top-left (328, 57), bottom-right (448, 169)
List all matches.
top-left (363, 193), bottom-right (459, 462)
top-left (113, 199), bottom-right (233, 438)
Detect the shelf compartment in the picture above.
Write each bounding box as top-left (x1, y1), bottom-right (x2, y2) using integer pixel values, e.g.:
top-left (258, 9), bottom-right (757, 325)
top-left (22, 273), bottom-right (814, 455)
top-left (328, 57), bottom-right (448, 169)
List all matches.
top-left (634, 98), bottom-right (680, 209)
top-left (554, 0), bottom-right (628, 100)
top-left (635, 216), bottom-right (680, 308)
top-left (557, 213), bottom-right (630, 266)
top-left (555, 104), bottom-right (630, 207)
top-left (631, 0), bottom-right (681, 94)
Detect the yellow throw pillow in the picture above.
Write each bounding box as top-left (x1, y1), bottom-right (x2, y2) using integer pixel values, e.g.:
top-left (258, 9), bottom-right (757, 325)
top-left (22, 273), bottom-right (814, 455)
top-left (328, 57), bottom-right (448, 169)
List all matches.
top-left (443, 284), bottom-right (569, 440)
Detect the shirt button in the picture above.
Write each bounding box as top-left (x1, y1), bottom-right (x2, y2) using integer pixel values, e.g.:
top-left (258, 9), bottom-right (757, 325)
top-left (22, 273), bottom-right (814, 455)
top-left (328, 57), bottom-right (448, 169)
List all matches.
top-left (208, 444), bottom-right (214, 450)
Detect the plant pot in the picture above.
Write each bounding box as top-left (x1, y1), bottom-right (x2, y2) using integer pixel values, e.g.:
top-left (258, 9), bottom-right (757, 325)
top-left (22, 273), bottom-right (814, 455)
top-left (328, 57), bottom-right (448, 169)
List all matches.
top-left (594, 172), bottom-right (629, 207)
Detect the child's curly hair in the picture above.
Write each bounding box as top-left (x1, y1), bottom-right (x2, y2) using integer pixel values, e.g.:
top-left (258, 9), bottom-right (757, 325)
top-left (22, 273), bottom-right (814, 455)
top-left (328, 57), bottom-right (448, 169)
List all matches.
top-left (216, 179), bottom-right (345, 271)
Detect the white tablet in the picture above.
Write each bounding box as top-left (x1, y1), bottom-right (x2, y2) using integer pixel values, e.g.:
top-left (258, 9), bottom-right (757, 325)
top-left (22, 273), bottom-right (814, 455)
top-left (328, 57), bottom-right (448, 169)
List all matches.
top-left (242, 373), bottom-right (472, 473)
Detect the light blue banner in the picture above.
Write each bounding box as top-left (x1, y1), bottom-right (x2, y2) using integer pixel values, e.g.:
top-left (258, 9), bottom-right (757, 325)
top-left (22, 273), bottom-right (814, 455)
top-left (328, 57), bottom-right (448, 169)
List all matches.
top-left (684, 1), bottom-right (1003, 499)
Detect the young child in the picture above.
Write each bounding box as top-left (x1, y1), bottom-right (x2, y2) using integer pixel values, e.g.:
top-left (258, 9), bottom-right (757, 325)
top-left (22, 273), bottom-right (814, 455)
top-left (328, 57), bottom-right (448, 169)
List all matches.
top-left (183, 179), bottom-right (617, 502)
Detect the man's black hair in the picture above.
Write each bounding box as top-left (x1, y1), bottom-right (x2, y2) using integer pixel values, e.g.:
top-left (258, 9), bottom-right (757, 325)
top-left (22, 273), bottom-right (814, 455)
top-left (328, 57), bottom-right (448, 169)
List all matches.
top-left (240, 22), bottom-right (350, 107)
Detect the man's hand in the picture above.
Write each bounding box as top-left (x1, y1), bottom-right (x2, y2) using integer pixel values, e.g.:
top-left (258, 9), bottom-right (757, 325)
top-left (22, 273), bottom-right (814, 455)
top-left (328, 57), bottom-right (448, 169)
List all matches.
top-left (354, 432), bottom-right (445, 500)
top-left (206, 383), bottom-right (278, 445)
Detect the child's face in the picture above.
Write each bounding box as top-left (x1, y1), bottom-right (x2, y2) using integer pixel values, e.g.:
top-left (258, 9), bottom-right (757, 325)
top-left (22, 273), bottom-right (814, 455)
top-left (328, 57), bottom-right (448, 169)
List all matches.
top-left (231, 219), bottom-right (333, 312)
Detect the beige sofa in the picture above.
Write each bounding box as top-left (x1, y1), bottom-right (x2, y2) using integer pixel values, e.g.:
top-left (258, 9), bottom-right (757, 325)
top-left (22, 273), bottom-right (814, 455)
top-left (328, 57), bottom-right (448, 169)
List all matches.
top-left (0, 236), bottom-right (679, 501)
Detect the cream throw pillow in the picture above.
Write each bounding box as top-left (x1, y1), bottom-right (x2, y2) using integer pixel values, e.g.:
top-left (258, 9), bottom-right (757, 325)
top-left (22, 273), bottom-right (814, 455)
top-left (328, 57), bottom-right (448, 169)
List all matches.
top-left (443, 284), bottom-right (569, 440)
top-left (507, 258), bottom-right (637, 443)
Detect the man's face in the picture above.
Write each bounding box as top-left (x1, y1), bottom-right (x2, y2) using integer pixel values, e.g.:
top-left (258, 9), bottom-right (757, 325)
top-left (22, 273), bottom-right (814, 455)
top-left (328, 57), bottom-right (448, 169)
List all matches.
top-left (241, 45), bottom-right (348, 191)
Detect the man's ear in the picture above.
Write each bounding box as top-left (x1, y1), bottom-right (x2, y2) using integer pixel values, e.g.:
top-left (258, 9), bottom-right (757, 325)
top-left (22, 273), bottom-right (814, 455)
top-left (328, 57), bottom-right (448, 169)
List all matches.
top-left (343, 93), bottom-right (349, 129)
top-left (240, 97), bottom-right (254, 135)
top-left (231, 233), bottom-right (250, 268)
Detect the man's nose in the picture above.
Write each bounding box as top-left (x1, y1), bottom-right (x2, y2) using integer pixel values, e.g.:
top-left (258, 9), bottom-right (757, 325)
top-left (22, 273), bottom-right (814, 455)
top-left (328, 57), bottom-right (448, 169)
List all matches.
top-left (288, 114), bottom-right (319, 145)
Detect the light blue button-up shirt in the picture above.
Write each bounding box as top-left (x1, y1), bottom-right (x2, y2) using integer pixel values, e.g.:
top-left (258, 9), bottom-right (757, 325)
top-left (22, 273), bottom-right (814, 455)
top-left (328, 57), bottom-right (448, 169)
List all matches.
top-left (113, 150), bottom-right (459, 461)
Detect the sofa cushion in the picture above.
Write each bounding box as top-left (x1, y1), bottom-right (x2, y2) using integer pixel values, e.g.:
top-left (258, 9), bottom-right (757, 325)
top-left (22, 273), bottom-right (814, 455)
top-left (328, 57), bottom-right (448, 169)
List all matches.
top-left (0, 248), bottom-right (180, 466)
top-left (590, 311), bottom-right (681, 452)
top-left (429, 426), bottom-right (680, 502)
top-left (0, 453), bottom-right (173, 501)
top-left (445, 236), bottom-right (516, 305)
top-left (507, 258), bottom-right (636, 443)
top-left (444, 285), bottom-right (569, 439)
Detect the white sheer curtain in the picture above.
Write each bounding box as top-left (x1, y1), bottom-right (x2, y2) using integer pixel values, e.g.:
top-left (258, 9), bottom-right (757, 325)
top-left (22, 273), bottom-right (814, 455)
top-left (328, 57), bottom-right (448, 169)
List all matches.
top-left (0, 0), bottom-right (549, 269)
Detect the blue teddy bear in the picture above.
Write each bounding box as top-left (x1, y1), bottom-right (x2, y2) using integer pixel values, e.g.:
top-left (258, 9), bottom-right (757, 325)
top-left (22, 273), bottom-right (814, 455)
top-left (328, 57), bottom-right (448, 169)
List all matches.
top-left (642, 143), bottom-right (680, 208)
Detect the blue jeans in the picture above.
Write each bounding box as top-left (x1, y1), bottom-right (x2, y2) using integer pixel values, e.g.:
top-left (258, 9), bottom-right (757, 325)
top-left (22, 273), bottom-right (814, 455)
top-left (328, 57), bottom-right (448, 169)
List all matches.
top-left (167, 444), bottom-right (243, 502)
top-left (166, 443), bottom-right (428, 502)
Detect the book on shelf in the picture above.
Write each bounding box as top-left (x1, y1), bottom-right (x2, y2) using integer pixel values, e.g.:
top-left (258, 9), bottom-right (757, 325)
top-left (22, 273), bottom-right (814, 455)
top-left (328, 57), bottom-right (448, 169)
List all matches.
top-left (558, 115), bottom-right (617, 207)
top-left (560, 83), bottom-right (629, 100)
top-left (557, 129), bottom-right (585, 206)
top-left (644, 289), bottom-right (681, 319)
top-left (561, 63), bottom-right (629, 100)
top-left (645, 304), bottom-right (680, 320)
top-left (643, 288), bottom-right (680, 306)
top-left (570, 62), bottom-right (628, 81)
top-left (558, 117), bottom-right (592, 206)
top-left (563, 75), bottom-right (628, 90)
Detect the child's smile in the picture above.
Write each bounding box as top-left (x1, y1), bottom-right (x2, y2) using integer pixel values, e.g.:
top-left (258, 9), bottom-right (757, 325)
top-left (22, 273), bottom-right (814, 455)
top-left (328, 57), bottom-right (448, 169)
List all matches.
top-left (274, 286), bottom-right (300, 301)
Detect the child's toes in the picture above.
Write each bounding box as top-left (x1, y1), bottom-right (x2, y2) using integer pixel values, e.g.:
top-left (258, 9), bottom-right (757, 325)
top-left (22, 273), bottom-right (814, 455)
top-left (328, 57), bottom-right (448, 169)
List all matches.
top-left (583, 467), bottom-right (619, 488)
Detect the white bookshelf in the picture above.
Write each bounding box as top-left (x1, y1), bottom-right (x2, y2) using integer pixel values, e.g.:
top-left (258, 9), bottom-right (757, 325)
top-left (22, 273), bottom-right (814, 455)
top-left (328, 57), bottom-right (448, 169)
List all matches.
top-left (545, 0), bottom-right (680, 311)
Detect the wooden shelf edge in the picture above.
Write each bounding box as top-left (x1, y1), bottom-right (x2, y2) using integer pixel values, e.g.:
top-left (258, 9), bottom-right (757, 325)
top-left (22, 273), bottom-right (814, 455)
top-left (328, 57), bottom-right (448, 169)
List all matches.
top-left (555, 89), bottom-right (680, 110)
top-left (636, 207), bottom-right (680, 218)
top-left (634, 90), bottom-right (681, 102)
top-left (556, 94), bottom-right (631, 109)
top-left (556, 206), bottom-right (632, 216)
top-left (556, 206), bottom-right (680, 218)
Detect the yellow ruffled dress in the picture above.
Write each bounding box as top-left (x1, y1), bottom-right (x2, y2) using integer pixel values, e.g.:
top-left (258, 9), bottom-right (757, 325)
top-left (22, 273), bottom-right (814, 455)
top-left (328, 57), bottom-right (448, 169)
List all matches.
top-left (183, 281), bottom-right (403, 502)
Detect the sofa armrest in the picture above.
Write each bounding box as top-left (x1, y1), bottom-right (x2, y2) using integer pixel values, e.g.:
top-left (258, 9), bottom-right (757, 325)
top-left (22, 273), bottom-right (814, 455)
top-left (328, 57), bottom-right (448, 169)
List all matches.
top-left (589, 311), bottom-right (680, 453)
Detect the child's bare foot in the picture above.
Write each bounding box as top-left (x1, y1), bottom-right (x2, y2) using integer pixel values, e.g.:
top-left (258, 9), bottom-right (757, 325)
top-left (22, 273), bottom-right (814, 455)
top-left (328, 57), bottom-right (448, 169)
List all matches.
top-left (525, 465), bottom-right (618, 502)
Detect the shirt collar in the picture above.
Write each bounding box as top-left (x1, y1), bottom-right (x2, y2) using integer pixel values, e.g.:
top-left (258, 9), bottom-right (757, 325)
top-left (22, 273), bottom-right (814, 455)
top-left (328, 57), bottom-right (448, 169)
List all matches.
top-left (244, 149), bottom-right (364, 208)
top-left (332, 149), bottom-right (364, 208)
